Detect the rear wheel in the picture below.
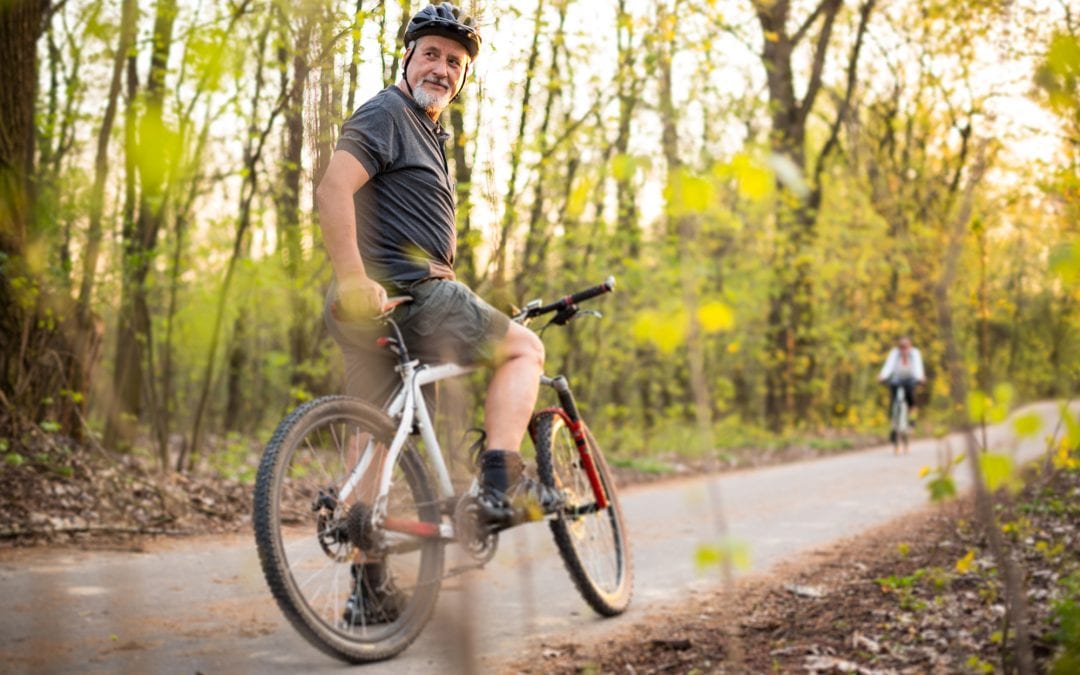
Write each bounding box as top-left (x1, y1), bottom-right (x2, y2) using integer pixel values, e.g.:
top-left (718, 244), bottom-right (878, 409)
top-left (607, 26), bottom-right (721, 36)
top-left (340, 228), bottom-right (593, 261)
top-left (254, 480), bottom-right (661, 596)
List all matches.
top-left (253, 396), bottom-right (444, 663)
top-left (532, 411), bottom-right (633, 616)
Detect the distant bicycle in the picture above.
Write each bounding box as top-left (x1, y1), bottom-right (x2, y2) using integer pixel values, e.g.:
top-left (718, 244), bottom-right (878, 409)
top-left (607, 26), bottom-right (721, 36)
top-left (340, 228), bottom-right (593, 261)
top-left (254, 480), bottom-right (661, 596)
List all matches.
top-left (253, 277), bottom-right (632, 663)
top-left (886, 377), bottom-right (916, 454)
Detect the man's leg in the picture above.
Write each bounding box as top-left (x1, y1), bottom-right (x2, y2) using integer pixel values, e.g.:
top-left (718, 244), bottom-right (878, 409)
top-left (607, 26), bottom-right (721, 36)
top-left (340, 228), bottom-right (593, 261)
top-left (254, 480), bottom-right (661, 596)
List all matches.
top-left (484, 322), bottom-right (545, 450)
top-left (477, 322), bottom-right (559, 521)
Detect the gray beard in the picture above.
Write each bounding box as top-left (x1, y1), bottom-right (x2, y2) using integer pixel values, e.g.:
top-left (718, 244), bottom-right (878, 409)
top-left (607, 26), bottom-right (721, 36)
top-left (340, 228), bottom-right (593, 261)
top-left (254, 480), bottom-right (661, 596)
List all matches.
top-left (412, 81), bottom-right (452, 115)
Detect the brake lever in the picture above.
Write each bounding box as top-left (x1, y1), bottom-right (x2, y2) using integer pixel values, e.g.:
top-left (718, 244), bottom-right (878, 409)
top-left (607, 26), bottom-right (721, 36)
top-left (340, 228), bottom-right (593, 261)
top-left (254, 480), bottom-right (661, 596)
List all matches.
top-left (551, 305), bottom-right (578, 326)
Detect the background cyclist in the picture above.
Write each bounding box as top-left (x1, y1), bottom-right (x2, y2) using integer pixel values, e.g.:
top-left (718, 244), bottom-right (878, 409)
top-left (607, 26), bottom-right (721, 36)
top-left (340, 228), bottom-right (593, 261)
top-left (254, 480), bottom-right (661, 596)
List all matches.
top-left (877, 335), bottom-right (926, 428)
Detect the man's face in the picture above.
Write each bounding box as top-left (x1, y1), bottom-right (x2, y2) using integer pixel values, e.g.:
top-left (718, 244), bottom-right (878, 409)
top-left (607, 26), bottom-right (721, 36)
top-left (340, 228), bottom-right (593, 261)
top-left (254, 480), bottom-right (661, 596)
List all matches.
top-left (407, 35), bottom-right (469, 116)
top-left (899, 338), bottom-right (912, 351)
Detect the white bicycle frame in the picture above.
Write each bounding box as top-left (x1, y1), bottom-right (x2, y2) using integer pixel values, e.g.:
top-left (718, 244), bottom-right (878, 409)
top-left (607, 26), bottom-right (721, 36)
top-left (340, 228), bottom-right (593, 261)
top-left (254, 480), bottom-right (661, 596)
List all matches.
top-left (333, 342), bottom-right (565, 539)
top-left (335, 358), bottom-right (474, 541)
top-left (328, 284), bottom-right (611, 546)
top-left (891, 382), bottom-right (909, 435)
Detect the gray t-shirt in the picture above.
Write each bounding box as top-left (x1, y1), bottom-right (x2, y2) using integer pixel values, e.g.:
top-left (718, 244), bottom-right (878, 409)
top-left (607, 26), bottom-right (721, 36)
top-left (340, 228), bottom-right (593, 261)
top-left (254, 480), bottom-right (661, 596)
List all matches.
top-left (336, 85), bottom-right (456, 289)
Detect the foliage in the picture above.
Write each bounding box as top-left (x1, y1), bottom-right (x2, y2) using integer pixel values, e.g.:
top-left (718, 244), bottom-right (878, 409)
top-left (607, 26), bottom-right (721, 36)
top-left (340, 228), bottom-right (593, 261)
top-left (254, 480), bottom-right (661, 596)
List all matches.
top-left (1, 0), bottom-right (1076, 471)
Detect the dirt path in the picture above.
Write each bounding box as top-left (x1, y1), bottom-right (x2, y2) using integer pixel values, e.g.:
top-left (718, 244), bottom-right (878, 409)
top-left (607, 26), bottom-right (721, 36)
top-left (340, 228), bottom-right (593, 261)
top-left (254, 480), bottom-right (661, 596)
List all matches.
top-left (0, 402), bottom-right (1065, 673)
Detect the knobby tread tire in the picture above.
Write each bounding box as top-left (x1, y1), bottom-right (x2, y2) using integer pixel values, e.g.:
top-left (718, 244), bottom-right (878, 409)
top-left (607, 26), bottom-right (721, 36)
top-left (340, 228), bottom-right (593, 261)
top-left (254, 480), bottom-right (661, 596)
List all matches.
top-left (253, 395), bottom-right (443, 663)
top-left (532, 411), bottom-right (633, 616)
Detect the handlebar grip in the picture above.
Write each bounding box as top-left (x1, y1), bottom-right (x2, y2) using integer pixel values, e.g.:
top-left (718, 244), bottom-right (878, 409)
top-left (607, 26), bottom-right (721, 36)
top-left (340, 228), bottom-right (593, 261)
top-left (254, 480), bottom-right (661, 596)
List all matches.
top-left (568, 276), bottom-right (616, 305)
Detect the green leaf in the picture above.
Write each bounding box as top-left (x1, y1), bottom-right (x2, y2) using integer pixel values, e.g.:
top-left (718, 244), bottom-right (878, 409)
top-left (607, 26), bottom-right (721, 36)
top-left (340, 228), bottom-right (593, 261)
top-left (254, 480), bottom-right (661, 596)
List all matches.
top-left (991, 383), bottom-right (1015, 414)
top-left (666, 168), bottom-right (714, 216)
top-left (1013, 413), bottom-right (1042, 438)
top-left (1062, 405), bottom-right (1080, 448)
top-left (695, 537), bottom-right (751, 572)
top-left (981, 453), bottom-right (1020, 493)
top-left (1047, 33), bottom-right (1080, 78)
top-left (610, 153), bottom-right (638, 182)
top-left (967, 391), bottom-right (991, 422)
top-left (928, 475), bottom-right (956, 502)
top-left (1049, 240), bottom-right (1080, 286)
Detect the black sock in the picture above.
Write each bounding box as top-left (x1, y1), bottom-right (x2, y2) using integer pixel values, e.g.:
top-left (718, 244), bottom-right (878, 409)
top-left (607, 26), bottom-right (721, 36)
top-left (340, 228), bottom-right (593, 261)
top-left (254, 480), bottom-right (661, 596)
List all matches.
top-left (479, 449), bottom-right (524, 494)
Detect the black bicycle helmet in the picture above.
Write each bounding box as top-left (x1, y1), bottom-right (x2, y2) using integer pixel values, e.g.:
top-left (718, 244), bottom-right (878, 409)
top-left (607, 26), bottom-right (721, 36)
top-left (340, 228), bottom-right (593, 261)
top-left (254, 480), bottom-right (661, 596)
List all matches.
top-left (404, 3), bottom-right (481, 60)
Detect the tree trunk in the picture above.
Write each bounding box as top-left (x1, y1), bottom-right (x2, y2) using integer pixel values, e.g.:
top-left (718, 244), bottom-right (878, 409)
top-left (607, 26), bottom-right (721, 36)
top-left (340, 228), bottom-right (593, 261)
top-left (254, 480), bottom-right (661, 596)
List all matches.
top-left (185, 14), bottom-right (285, 470)
top-left (0, 0), bottom-right (93, 440)
top-left (492, 0), bottom-right (544, 298)
top-left (275, 1), bottom-right (313, 399)
top-left (105, 0), bottom-right (178, 451)
top-left (656, 0), bottom-right (714, 439)
top-left (755, 0), bottom-right (873, 430)
top-left (517, 0), bottom-right (568, 299)
top-left (77, 0), bottom-right (135, 317)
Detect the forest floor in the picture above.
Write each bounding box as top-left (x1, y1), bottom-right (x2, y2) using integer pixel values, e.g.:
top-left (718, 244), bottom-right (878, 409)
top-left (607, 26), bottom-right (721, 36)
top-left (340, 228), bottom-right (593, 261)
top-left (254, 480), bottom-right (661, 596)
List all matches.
top-left (511, 463), bottom-right (1080, 674)
top-left (2, 427), bottom-right (1078, 673)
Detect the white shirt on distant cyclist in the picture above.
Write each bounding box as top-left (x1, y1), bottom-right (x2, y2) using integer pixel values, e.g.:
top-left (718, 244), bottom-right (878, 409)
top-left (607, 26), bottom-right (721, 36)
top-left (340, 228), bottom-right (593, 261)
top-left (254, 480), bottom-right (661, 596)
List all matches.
top-left (877, 337), bottom-right (925, 384)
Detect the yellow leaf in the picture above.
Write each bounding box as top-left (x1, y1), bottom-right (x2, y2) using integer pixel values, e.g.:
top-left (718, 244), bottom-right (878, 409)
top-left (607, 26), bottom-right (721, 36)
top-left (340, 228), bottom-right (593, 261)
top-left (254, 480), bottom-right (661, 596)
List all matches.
top-left (565, 176), bottom-right (595, 218)
top-left (764, 30), bottom-right (780, 42)
top-left (726, 341), bottom-right (740, 354)
top-left (697, 301), bottom-right (734, 333)
top-left (955, 549), bottom-right (975, 574)
top-left (730, 153), bottom-right (773, 202)
top-left (695, 538), bottom-right (751, 572)
top-left (633, 309), bottom-right (686, 354)
top-left (918, 465), bottom-right (931, 479)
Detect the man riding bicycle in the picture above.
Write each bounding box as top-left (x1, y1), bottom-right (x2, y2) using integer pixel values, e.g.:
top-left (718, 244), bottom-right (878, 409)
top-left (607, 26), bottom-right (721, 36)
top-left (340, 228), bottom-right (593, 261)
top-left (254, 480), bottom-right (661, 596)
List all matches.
top-left (877, 336), bottom-right (926, 428)
top-left (315, 3), bottom-right (558, 624)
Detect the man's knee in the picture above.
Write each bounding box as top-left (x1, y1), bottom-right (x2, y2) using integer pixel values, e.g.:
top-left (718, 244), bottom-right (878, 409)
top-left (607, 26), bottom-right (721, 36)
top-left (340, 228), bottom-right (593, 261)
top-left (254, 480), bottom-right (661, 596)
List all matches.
top-left (498, 323), bottom-right (544, 368)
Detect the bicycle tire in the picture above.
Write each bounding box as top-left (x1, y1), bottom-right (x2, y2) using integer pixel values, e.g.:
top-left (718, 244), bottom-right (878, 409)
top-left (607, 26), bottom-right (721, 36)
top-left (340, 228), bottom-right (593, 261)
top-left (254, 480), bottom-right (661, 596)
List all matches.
top-left (533, 411), bottom-right (633, 616)
top-left (253, 396), bottom-right (444, 663)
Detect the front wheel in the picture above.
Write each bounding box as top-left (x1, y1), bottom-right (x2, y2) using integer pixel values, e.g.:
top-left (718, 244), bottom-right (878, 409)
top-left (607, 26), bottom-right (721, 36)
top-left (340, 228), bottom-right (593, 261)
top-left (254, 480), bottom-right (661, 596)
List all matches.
top-left (253, 396), bottom-right (444, 663)
top-left (533, 411), bottom-right (633, 616)
top-left (890, 395), bottom-right (909, 454)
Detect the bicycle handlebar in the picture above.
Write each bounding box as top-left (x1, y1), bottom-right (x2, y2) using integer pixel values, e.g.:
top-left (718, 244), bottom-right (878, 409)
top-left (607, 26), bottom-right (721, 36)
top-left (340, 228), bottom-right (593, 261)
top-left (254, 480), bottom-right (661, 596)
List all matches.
top-left (526, 276), bottom-right (615, 319)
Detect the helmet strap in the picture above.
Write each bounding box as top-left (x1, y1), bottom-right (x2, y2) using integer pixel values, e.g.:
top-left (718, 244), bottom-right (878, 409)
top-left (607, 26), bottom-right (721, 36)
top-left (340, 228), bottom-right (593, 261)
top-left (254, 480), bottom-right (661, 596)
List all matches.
top-left (402, 47), bottom-right (415, 97)
top-left (450, 62), bottom-right (469, 103)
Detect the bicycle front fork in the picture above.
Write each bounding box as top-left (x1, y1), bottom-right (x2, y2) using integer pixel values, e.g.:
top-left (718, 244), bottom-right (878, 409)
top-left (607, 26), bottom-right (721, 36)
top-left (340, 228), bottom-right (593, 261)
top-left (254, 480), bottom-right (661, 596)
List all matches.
top-left (536, 375), bottom-right (610, 510)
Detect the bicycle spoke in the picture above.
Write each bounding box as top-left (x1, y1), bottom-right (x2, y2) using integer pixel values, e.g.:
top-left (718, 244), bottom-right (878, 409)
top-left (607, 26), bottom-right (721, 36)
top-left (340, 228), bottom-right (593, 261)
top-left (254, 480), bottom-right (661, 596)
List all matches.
top-left (254, 397), bottom-right (446, 661)
top-left (534, 411), bottom-right (632, 615)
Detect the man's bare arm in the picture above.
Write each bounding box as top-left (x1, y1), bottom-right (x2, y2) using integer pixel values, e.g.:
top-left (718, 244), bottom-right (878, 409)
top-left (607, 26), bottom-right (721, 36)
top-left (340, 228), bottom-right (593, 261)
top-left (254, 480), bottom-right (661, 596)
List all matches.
top-left (316, 150), bottom-right (387, 318)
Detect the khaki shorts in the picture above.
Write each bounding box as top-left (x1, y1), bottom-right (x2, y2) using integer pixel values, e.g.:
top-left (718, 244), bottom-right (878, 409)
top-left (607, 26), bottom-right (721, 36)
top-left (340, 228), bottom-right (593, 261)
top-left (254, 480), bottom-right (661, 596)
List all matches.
top-left (324, 279), bottom-right (511, 406)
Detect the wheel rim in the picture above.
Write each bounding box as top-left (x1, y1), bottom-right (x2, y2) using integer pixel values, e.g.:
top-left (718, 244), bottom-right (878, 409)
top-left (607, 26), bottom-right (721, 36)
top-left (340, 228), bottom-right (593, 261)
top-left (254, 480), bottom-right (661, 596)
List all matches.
top-left (268, 409), bottom-right (441, 643)
top-left (549, 419), bottom-right (625, 596)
